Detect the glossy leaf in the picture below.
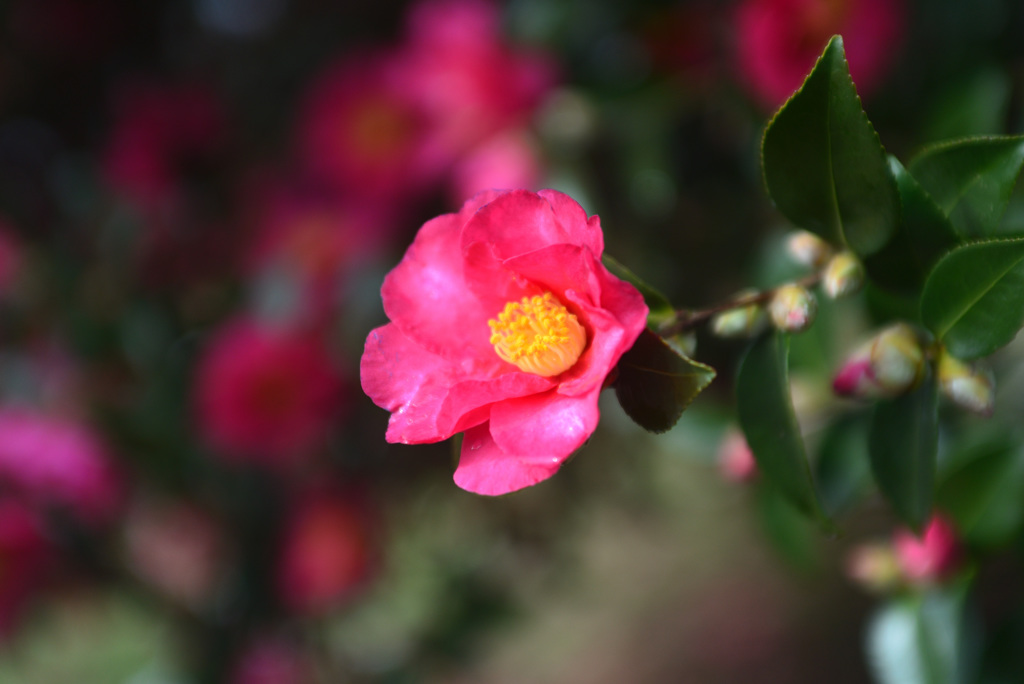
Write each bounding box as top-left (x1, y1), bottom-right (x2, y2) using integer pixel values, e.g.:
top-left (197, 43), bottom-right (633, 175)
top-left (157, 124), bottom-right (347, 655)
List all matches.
top-left (602, 254), bottom-right (675, 328)
top-left (868, 586), bottom-right (978, 684)
top-left (613, 329), bottom-right (715, 433)
top-left (864, 157), bottom-right (961, 294)
top-left (762, 35), bottom-right (899, 256)
top-left (920, 238), bottom-right (1024, 360)
top-left (908, 135), bottom-right (1024, 238)
top-left (869, 372), bottom-right (939, 531)
top-left (736, 332), bottom-right (830, 526)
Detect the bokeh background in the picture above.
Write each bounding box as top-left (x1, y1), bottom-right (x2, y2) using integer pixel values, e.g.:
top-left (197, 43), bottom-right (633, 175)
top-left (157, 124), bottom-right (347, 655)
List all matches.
top-left (1, 0), bottom-right (1024, 682)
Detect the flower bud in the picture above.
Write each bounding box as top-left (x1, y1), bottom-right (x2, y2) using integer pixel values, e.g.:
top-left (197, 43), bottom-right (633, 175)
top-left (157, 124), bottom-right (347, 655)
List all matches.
top-left (892, 515), bottom-right (962, 585)
top-left (710, 296), bottom-right (765, 338)
top-left (937, 350), bottom-right (994, 416)
top-left (845, 543), bottom-right (902, 594)
top-left (717, 430), bottom-right (758, 483)
top-left (833, 323), bottom-right (925, 399)
top-left (785, 230), bottom-right (832, 268)
top-left (822, 251), bottom-right (864, 299)
top-left (769, 284), bottom-right (816, 333)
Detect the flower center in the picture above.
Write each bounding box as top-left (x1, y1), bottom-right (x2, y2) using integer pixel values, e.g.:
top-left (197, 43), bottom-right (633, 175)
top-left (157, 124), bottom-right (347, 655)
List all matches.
top-left (488, 292), bottom-right (586, 377)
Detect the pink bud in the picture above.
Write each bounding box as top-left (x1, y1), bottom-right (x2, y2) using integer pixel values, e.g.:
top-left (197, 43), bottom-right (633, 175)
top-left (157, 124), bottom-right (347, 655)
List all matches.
top-left (718, 430), bottom-right (758, 483)
top-left (833, 324), bottom-right (925, 399)
top-left (893, 515), bottom-right (962, 584)
top-left (845, 543), bottom-right (901, 594)
top-left (769, 284), bottom-right (817, 333)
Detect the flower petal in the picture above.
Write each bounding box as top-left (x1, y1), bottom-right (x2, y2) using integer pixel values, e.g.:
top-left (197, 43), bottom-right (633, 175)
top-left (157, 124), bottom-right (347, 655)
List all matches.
top-left (454, 423), bottom-right (560, 496)
top-left (461, 189), bottom-right (603, 259)
top-left (381, 192), bottom-right (504, 365)
top-left (453, 390), bottom-right (600, 495)
top-left (361, 323), bottom-right (553, 444)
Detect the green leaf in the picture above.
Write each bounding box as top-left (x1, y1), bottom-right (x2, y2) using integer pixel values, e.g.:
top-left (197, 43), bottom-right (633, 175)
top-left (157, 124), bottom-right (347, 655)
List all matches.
top-left (920, 237), bottom-right (1024, 360)
top-left (613, 329), bottom-right (715, 433)
top-left (736, 332), bottom-right (831, 527)
top-left (814, 413), bottom-right (871, 517)
top-left (761, 35), bottom-right (899, 256)
top-left (602, 254), bottom-right (675, 328)
top-left (868, 585), bottom-right (979, 684)
top-left (863, 157), bottom-right (961, 294)
top-left (755, 482), bottom-right (819, 570)
top-left (908, 135), bottom-right (1024, 238)
top-left (869, 372), bottom-right (939, 531)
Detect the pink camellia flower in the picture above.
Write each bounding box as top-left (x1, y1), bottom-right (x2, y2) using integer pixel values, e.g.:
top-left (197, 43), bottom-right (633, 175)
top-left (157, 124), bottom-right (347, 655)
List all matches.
top-left (276, 491), bottom-right (374, 615)
top-left (297, 53), bottom-right (438, 201)
top-left (361, 189), bottom-right (648, 495)
top-left (398, 0), bottom-right (557, 157)
top-left (892, 515), bottom-right (963, 584)
top-left (0, 408), bottom-right (122, 525)
top-left (734, 0), bottom-right (905, 109)
top-left (194, 319), bottom-right (345, 466)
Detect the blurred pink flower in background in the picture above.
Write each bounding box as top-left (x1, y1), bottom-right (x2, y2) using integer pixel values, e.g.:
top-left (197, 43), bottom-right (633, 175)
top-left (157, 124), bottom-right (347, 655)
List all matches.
top-left (276, 491), bottom-right (374, 615)
top-left (124, 498), bottom-right (227, 610)
top-left (230, 635), bottom-right (312, 684)
top-left (297, 53), bottom-right (438, 202)
top-left (102, 80), bottom-right (226, 208)
top-left (194, 318), bottom-right (345, 466)
top-left (734, 0), bottom-right (905, 108)
top-left (0, 220), bottom-right (21, 293)
top-left (892, 514), bottom-right (963, 584)
top-left (0, 499), bottom-right (53, 637)
top-left (361, 189), bottom-right (647, 495)
top-left (717, 429), bottom-right (758, 483)
top-left (0, 408), bottom-right (122, 525)
top-left (398, 0), bottom-right (557, 157)
top-left (449, 129), bottom-right (543, 204)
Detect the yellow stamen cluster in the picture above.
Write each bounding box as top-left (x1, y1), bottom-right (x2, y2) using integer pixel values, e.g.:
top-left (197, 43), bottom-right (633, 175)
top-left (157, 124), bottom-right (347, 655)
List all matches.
top-left (488, 292), bottom-right (587, 377)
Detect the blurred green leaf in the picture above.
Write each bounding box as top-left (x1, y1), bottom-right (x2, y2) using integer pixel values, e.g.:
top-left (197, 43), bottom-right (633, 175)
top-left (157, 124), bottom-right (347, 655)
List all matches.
top-left (864, 157), bottom-right (961, 294)
top-left (755, 481), bottom-right (819, 570)
top-left (762, 35), bottom-right (899, 256)
top-left (920, 237), bottom-right (1024, 360)
top-left (909, 136), bottom-right (1024, 238)
top-left (602, 254), bottom-right (675, 327)
top-left (869, 372), bottom-right (939, 531)
top-left (736, 332), bottom-right (831, 527)
top-left (867, 584), bottom-right (979, 684)
top-left (937, 435), bottom-right (1024, 548)
top-left (814, 413), bottom-right (871, 517)
top-left (613, 329), bottom-right (715, 433)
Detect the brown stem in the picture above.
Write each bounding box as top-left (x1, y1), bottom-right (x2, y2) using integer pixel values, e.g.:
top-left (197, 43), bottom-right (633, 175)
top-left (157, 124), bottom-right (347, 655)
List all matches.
top-left (658, 272), bottom-right (822, 337)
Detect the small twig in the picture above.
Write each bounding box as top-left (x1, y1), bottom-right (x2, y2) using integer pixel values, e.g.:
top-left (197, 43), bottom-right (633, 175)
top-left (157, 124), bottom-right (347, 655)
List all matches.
top-left (658, 272), bottom-right (822, 337)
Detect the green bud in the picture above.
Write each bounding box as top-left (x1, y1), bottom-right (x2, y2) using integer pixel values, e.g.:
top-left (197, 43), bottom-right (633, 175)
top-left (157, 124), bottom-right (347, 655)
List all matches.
top-left (710, 291), bottom-right (765, 338)
top-left (937, 351), bottom-right (994, 416)
top-left (822, 251), bottom-right (864, 299)
top-left (769, 284), bottom-right (817, 333)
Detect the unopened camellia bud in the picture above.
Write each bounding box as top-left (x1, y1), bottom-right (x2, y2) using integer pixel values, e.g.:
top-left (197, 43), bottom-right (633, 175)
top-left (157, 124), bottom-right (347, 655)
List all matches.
top-left (769, 284), bottom-right (816, 333)
top-left (833, 323), bottom-right (925, 399)
top-left (785, 230), bottom-right (832, 268)
top-left (822, 251), bottom-right (864, 299)
top-left (711, 293), bottom-right (765, 338)
top-left (937, 350), bottom-right (994, 416)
